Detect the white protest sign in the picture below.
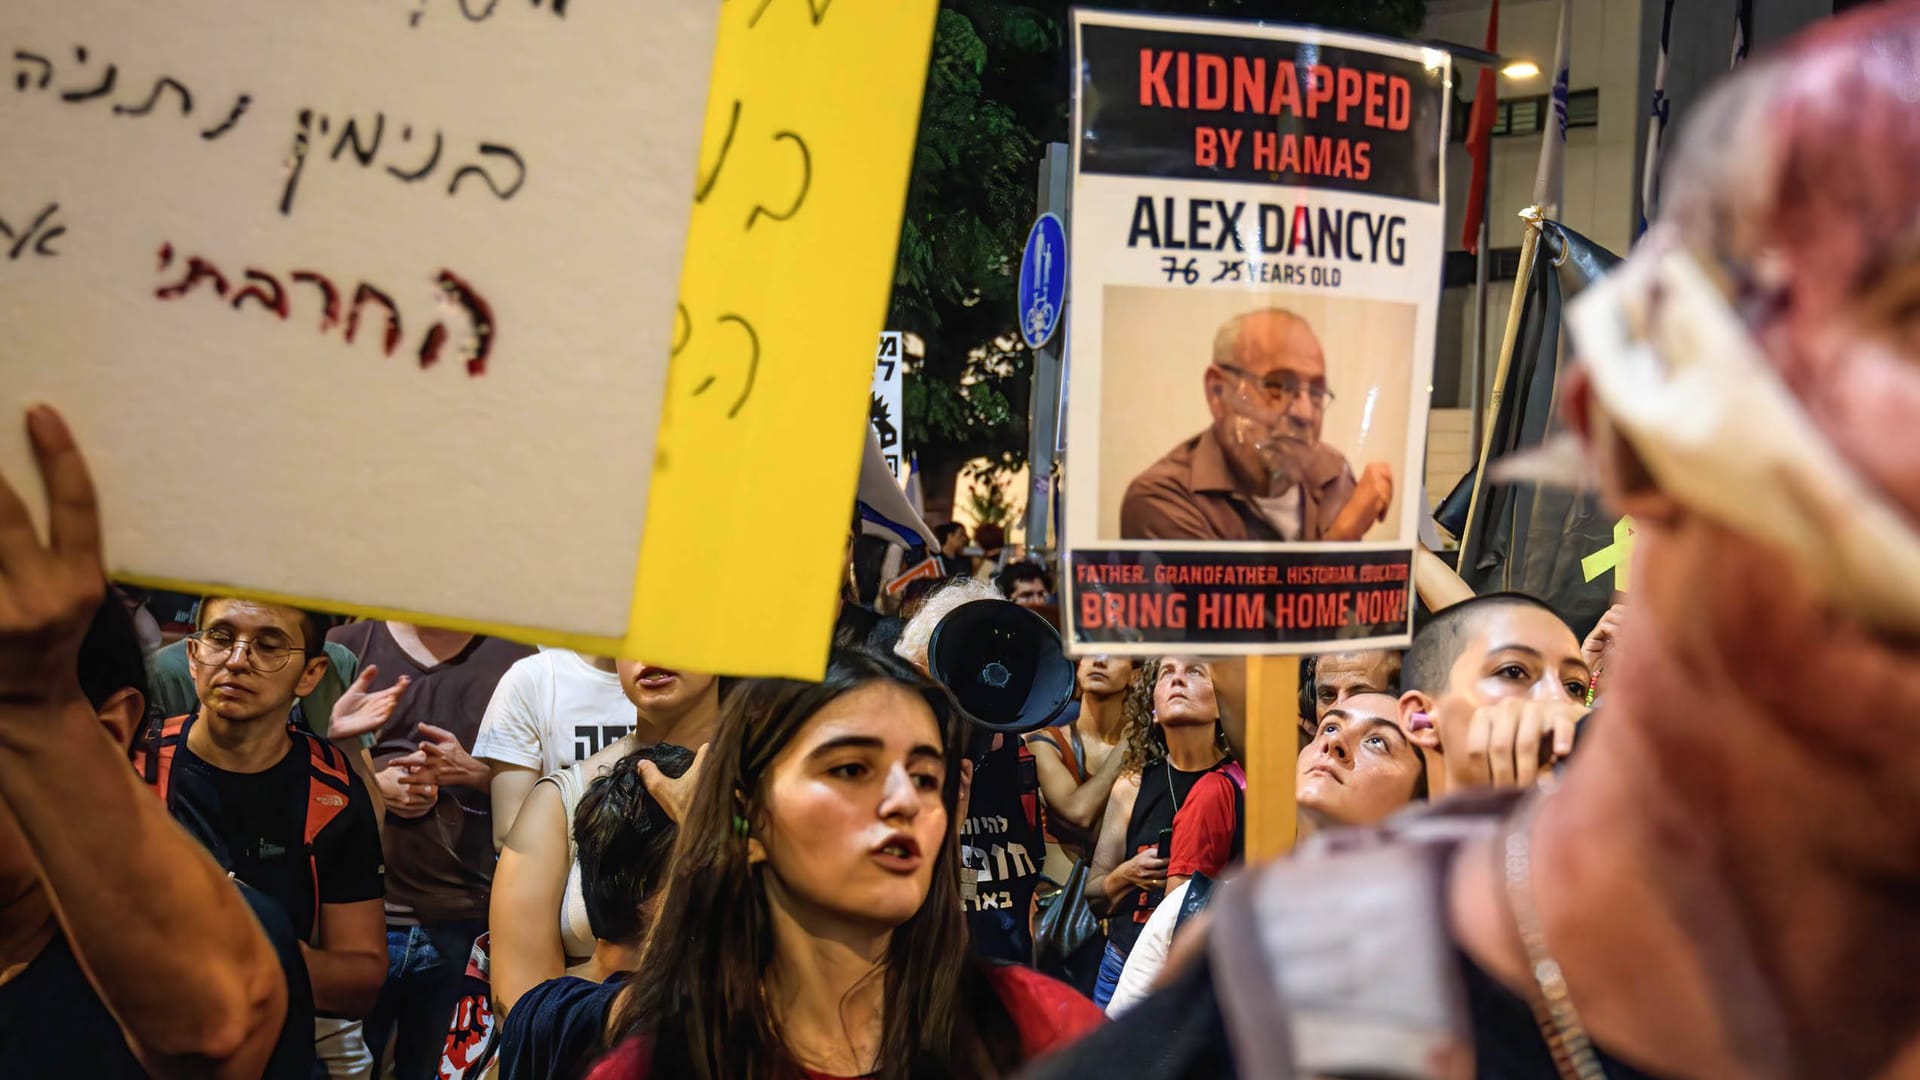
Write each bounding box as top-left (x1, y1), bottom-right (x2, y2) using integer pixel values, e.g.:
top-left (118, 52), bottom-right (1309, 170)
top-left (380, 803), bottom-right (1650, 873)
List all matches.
top-left (1062, 13), bottom-right (1448, 655)
top-left (0, 0), bottom-right (717, 645)
top-left (871, 330), bottom-right (906, 480)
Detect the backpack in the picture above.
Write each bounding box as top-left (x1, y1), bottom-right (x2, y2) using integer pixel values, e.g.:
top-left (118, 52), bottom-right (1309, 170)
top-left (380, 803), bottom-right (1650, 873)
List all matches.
top-left (1220, 760), bottom-right (1247, 864)
top-left (1166, 765), bottom-right (1246, 941)
top-left (1205, 789), bottom-right (1523, 1079)
top-left (131, 709), bottom-right (354, 946)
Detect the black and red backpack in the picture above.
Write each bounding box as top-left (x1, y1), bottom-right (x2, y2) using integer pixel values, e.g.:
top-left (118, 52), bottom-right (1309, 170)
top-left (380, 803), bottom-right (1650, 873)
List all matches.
top-left (131, 709), bottom-right (354, 944)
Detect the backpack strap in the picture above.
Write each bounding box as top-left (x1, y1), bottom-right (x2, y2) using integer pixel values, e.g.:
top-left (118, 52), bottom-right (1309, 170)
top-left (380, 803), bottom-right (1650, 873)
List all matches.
top-left (1029, 728), bottom-right (1098, 853)
top-left (292, 724), bottom-right (355, 946)
top-left (1028, 726), bottom-right (1086, 783)
top-left (132, 710), bottom-right (195, 808)
top-left (1206, 791), bottom-right (1522, 1080)
top-left (1015, 739), bottom-right (1043, 836)
top-left (1221, 762), bottom-right (1247, 864)
top-left (298, 726), bottom-right (353, 844)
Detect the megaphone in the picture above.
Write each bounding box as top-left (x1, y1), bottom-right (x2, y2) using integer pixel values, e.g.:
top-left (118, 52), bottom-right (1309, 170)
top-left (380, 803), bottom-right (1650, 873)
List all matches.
top-left (927, 600), bottom-right (1076, 741)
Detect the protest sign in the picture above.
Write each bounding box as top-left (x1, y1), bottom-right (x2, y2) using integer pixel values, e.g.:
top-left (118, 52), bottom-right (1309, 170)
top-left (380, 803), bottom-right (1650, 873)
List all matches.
top-left (884, 555), bottom-right (943, 598)
top-left (628, 2), bottom-right (940, 677)
top-left (2, 2), bottom-right (942, 677)
top-left (0, 0), bottom-right (715, 646)
top-left (872, 331), bottom-right (906, 479)
top-left (1062, 13), bottom-right (1448, 654)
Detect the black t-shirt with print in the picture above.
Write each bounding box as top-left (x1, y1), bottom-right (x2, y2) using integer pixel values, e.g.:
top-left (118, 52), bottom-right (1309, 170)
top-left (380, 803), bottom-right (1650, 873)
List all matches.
top-left (169, 734), bottom-right (385, 941)
top-left (960, 736), bottom-right (1047, 965)
top-left (0, 882), bottom-right (316, 1078)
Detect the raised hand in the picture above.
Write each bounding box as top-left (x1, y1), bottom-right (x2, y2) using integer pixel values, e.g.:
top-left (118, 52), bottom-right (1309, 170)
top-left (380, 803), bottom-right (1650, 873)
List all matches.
top-left (408, 722), bottom-right (489, 791)
top-left (1437, 696), bottom-right (1587, 791)
top-left (375, 760), bottom-right (436, 819)
top-left (1326, 461), bottom-right (1394, 541)
top-left (637, 743), bottom-right (709, 824)
top-left (0, 406), bottom-right (106, 713)
top-left (1581, 603), bottom-right (1627, 676)
top-left (327, 666), bottom-right (411, 742)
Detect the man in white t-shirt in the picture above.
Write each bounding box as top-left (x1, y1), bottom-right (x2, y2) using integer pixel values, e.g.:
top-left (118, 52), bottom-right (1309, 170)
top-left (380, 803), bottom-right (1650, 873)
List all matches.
top-left (473, 649), bottom-right (635, 849)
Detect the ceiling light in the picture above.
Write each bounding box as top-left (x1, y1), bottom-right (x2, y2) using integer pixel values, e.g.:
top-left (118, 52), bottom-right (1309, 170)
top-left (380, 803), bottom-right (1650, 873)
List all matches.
top-left (1502, 59), bottom-right (1541, 79)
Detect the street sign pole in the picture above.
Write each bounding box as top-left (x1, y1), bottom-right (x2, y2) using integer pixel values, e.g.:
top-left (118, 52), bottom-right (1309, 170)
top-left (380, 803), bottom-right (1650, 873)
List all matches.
top-left (1024, 142), bottom-right (1070, 559)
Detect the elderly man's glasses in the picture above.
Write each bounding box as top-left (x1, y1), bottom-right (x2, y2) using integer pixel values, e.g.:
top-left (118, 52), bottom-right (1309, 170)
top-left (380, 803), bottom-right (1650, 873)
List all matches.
top-left (1215, 363), bottom-right (1334, 409)
top-left (186, 629), bottom-right (308, 673)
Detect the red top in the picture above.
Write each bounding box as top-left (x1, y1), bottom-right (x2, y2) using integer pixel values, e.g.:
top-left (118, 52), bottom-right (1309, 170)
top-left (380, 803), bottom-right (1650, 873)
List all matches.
top-left (1167, 767), bottom-right (1240, 880)
top-left (583, 963), bottom-right (1103, 1079)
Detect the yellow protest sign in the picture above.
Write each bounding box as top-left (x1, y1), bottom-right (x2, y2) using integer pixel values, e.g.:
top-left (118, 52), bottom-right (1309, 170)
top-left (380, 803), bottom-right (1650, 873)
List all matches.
top-left (624, 1), bottom-right (942, 678)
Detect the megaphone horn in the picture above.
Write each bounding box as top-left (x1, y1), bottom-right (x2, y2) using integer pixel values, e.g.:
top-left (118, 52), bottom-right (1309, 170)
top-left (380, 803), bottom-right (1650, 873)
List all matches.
top-left (926, 600), bottom-right (1076, 736)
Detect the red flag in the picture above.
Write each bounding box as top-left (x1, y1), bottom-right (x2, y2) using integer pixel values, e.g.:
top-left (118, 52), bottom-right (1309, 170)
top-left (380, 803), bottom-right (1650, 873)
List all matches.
top-left (1461, 0), bottom-right (1500, 253)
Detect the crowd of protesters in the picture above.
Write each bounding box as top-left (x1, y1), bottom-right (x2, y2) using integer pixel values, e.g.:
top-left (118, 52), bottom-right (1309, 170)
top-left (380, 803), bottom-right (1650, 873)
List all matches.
top-left (3, 7), bottom-right (1919, 1078)
top-left (0, 411), bottom-right (1636, 1080)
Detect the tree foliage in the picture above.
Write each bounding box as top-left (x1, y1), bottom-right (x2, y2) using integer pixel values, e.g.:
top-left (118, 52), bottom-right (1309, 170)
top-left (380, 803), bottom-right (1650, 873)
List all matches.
top-left (891, 0), bottom-right (1426, 515)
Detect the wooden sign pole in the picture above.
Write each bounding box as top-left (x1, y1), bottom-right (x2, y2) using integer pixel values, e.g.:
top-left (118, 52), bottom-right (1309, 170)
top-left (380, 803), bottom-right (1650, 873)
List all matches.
top-left (1243, 654), bottom-right (1301, 862)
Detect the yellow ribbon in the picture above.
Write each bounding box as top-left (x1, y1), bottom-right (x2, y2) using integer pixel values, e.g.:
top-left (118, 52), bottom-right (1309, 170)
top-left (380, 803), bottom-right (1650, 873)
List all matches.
top-left (1580, 516), bottom-right (1635, 592)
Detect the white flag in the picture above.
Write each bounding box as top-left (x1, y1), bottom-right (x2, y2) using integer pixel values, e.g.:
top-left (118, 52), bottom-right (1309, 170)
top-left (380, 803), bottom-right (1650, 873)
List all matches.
top-left (1532, 0), bottom-right (1572, 217)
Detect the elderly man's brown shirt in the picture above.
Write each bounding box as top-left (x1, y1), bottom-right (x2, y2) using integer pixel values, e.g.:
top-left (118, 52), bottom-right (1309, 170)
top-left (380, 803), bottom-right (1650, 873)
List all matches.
top-left (1120, 428), bottom-right (1357, 541)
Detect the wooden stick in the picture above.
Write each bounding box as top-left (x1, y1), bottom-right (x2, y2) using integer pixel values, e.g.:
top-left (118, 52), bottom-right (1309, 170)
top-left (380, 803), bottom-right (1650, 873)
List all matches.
top-left (1456, 209), bottom-right (1544, 563)
top-left (1243, 655), bottom-right (1301, 862)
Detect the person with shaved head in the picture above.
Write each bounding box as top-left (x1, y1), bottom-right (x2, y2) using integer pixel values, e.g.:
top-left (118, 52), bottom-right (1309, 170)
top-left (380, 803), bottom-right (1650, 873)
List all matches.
top-left (1120, 308), bottom-right (1393, 542)
top-left (1397, 593), bottom-right (1590, 797)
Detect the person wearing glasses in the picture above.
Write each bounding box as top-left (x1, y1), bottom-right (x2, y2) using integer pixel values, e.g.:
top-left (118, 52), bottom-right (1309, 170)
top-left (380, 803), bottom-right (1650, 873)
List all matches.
top-left (1119, 307), bottom-right (1393, 542)
top-left (156, 599), bottom-right (390, 1055)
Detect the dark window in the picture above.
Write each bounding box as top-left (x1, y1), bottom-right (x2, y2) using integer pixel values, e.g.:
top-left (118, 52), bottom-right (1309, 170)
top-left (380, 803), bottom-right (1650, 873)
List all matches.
top-left (1454, 87), bottom-right (1598, 141)
top-left (1564, 87), bottom-right (1600, 128)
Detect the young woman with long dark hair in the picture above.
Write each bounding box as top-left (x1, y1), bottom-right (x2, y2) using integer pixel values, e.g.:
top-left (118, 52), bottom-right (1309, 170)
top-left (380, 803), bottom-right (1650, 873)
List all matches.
top-left (586, 648), bottom-right (1102, 1079)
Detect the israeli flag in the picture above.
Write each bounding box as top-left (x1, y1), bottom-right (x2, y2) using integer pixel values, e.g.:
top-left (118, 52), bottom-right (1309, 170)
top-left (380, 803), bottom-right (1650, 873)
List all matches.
top-left (857, 424), bottom-right (936, 549)
top-left (1531, 0), bottom-right (1572, 217)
